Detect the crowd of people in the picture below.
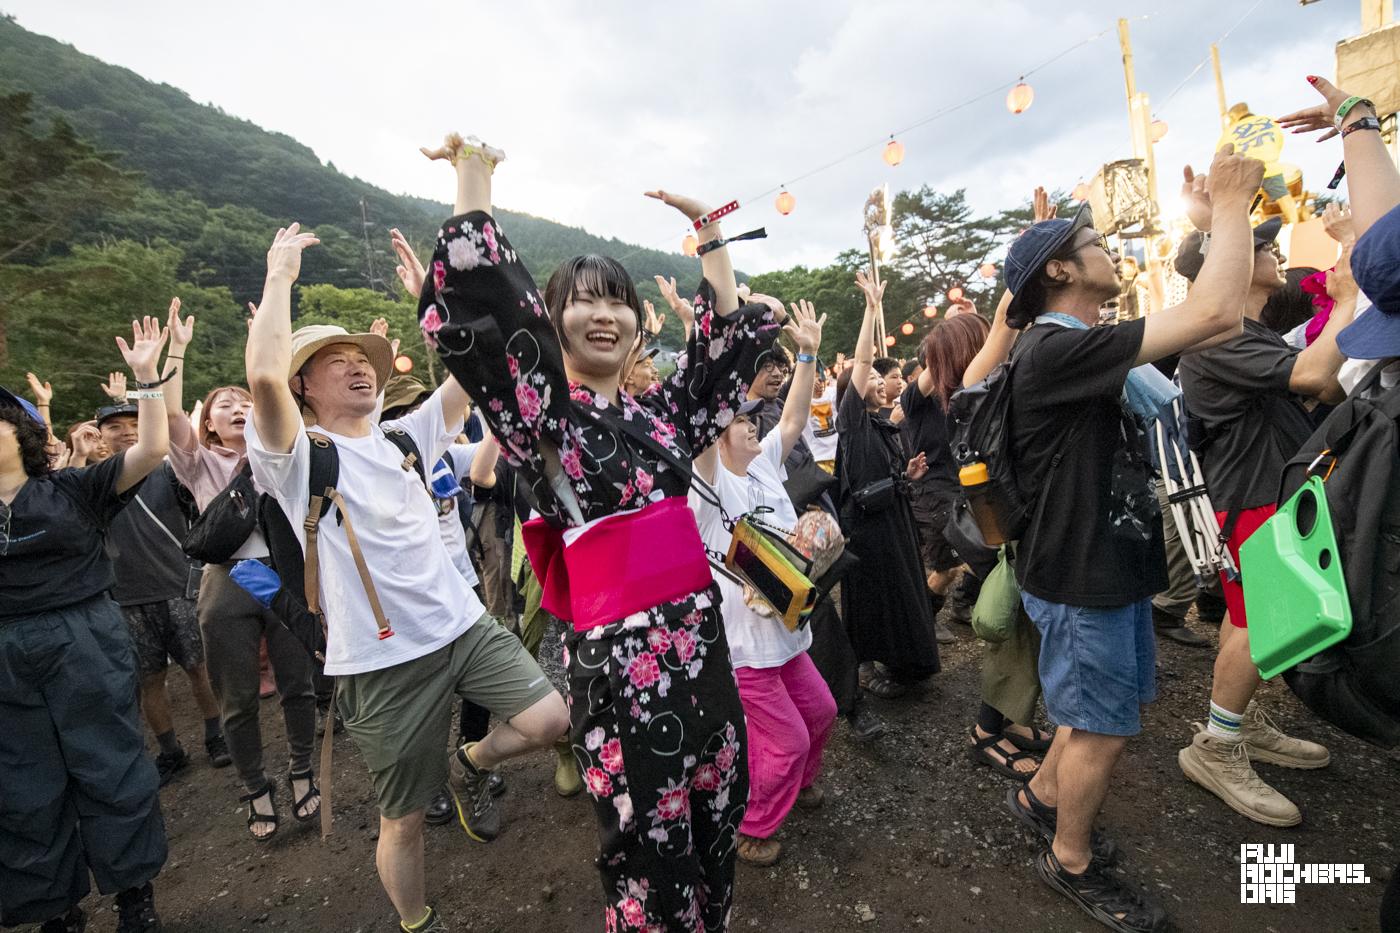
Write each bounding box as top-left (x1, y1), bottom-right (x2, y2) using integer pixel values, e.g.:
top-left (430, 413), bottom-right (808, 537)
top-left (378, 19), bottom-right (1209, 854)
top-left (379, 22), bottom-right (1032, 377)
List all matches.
top-left (1, 72), bottom-right (1398, 933)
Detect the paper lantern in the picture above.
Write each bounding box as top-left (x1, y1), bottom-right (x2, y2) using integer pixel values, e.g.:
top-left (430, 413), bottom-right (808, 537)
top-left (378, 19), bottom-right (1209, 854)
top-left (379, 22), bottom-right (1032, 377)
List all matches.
top-left (883, 138), bottom-right (905, 167)
top-left (947, 286), bottom-right (964, 302)
top-left (1151, 119), bottom-right (1168, 142)
top-left (1072, 181), bottom-right (1090, 201)
top-left (393, 354), bottom-right (414, 374)
top-left (682, 234), bottom-right (698, 257)
top-left (884, 335), bottom-right (897, 347)
top-left (775, 190), bottom-right (796, 216)
top-left (922, 304), bottom-right (938, 318)
top-left (900, 322), bottom-right (915, 336)
top-left (979, 262), bottom-right (997, 279)
top-left (1006, 81), bottom-right (1034, 115)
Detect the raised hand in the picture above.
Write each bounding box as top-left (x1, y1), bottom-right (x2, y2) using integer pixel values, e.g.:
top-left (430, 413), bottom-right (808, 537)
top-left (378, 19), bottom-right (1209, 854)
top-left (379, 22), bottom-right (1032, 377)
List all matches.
top-left (1321, 202), bottom-right (1355, 246)
top-left (390, 228), bottom-right (427, 296)
top-left (642, 300), bottom-right (666, 338)
top-left (854, 269), bottom-right (886, 308)
top-left (644, 190), bottom-right (713, 224)
top-left (1181, 165), bottom-right (1214, 232)
top-left (115, 316), bottom-right (169, 383)
top-left (265, 223), bottom-right (320, 284)
top-left (946, 296), bottom-right (977, 318)
top-left (420, 133), bottom-right (505, 170)
top-left (166, 296), bottom-right (195, 348)
top-left (25, 371), bottom-right (52, 407)
top-left (1278, 76), bottom-right (1359, 142)
top-left (102, 371), bottom-right (128, 402)
top-left (71, 423), bottom-right (102, 462)
top-left (906, 451), bottom-right (929, 482)
top-left (1033, 186), bottom-right (1058, 223)
top-left (369, 317), bottom-right (400, 359)
top-left (1325, 244), bottom-right (1358, 304)
top-left (783, 299), bottom-right (827, 354)
top-left (1204, 144), bottom-right (1265, 209)
top-left (747, 292), bottom-right (788, 324)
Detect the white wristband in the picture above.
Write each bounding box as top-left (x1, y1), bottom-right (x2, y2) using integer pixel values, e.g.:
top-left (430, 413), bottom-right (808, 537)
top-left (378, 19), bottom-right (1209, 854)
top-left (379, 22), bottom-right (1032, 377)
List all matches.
top-left (127, 390), bottom-right (164, 400)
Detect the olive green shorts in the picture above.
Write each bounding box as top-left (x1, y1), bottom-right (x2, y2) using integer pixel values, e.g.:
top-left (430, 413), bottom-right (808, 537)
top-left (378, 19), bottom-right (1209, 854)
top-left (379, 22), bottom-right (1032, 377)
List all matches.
top-left (336, 617), bottom-right (555, 819)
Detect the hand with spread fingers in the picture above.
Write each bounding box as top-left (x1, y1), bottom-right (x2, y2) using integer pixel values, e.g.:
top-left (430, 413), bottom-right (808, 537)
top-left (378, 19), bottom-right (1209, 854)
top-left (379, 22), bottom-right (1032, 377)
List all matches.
top-left (855, 269), bottom-right (886, 308)
top-left (1278, 76), bottom-right (1364, 142)
top-left (642, 300), bottom-right (666, 338)
top-left (783, 299), bottom-right (827, 355)
top-left (1321, 202), bottom-right (1356, 246)
top-left (391, 228), bottom-right (428, 296)
top-left (116, 316), bottom-right (170, 384)
top-left (1032, 186), bottom-right (1058, 223)
top-left (102, 371), bottom-right (128, 402)
top-left (266, 222), bottom-right (320, 284)
top-left (25, 371), bottom-right (52, 409)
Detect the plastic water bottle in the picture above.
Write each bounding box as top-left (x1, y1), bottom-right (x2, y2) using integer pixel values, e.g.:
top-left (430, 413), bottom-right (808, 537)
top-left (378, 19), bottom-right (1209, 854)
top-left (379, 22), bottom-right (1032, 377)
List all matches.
top-left (959, 461), bottom-right (1008, 546)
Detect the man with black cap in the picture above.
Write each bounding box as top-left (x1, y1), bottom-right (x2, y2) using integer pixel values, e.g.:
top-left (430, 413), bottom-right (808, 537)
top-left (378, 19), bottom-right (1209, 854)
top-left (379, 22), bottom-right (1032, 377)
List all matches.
top-left (94, 400), bottom-right (228, 784)
top-left (1172, 186), bottom-right (1354, 829)
top-left (998, 145), bottom-right (1263, 933)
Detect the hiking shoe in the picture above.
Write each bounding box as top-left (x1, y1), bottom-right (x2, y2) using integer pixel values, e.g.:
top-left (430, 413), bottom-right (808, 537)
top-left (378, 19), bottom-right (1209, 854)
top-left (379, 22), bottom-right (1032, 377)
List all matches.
top-left (942, 596), bottom-right (974, 626)
top-left (934, 619), bottom-right (956, 644)
top-left (114, 883), bottom-right (161, 933)
top-left (39, 906), bottom-right (86, 933)
top-left (1005, 785), bottom-right (1118, 864)
top-left (737, 833), bottom-right (783, 866)
top-left (1151, 607), bottom-right (1210, 647)
top-left (796, 784), bottom-right (825, 810)
top-left (1178, 726), bottom-right (1302, 827)
top-left (205, 733), bottom-right (232, 768)
top-left (1034, 849), bottom-right (1167, 933)
top-left (847, 706), bottom-right (885, 742)
top-left (425, 787), bottom-right (454, 826)
top-left (154, 748), bottom-right (188, 786)
top-left (400, 906), bottom-right (447, 932)
top-left (446, 743), bottom-right (503, 842)
top-left (1241, 705), bottom-right (1330, 770)
top-left (553, 740), bottom-right (582, 797)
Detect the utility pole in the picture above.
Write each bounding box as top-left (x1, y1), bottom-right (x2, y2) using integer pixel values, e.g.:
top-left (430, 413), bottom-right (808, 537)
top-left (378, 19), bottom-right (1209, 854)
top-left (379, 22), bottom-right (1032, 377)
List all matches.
top-left (1211, 44), bottom-right (1228, 129)
top-left (359, 197), bottom-right (390, 296)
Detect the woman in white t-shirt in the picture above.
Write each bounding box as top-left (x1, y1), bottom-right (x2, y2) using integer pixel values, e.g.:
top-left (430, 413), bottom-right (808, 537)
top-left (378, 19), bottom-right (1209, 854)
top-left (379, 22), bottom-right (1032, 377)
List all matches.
top-left (691, 299), bottom-right (836, 867)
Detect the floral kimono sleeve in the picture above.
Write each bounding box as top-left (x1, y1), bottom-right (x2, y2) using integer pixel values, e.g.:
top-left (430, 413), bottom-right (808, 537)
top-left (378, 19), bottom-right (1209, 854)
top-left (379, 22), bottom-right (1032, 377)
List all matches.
top-left (418, 211), bottom-right (574, 492)
top-left (653, 281), bottom-right (780, 454)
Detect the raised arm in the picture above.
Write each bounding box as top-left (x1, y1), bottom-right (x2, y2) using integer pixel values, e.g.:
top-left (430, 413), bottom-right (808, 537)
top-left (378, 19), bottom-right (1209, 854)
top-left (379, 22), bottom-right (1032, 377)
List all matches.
top-left (1135, 146), bottom-right (1261, 365)
top-left (469, 434), bottom-right (500, 488)
top-left (1288, 244), bottom-right (1357, 403)
top-left (852, 270), bottom-right (883, 394)
top-left (777, 300), bottom-right (826, 459)
top-left (24, 371), bottom-right (54, 440)
top-left (645, 191), bottom-right (739, 317)
top-left (246, 224), bottom-right (320, 454)
top-left (655, 275), bottom-right (695, 341)
top-left (1280, 76), bottom-right (1400, 239)
top-left (114, 316), bottom-right (171, 494)
top-left (958, 290), bottom-right (1015, 388)
top-left (160, 297), bottom-right (199, 452)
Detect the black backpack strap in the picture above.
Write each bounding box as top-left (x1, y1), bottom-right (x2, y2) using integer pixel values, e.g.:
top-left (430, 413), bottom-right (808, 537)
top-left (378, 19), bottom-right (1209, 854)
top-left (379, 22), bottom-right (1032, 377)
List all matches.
top-left (382, 427), bottom-right (426, 487)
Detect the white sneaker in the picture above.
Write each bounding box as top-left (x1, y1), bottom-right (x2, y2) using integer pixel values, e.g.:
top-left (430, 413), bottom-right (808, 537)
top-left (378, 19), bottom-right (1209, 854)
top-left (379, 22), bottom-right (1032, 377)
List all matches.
top-left (1179, 725), bottom-right (1302, 827)
top-left (1241, 704), bottom-right (1331, 770)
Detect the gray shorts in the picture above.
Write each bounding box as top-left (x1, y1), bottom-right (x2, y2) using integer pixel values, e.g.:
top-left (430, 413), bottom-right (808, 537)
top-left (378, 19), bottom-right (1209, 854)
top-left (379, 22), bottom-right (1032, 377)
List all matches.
top-left (336, 617), bottom-right (556, 818)
top-left (120, 597), bottom-right (203, 678)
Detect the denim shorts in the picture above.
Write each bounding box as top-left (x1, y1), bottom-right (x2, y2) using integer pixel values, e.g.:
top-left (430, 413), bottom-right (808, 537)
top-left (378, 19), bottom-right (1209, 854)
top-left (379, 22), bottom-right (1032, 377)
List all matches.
top-left (1020, 593), bottom-right (1156, 736)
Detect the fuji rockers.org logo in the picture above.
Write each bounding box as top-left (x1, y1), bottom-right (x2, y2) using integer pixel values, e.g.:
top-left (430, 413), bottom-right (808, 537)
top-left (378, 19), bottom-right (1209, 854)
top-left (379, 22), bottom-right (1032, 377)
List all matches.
top-left (1240, 843), bottom-right (1370, 904)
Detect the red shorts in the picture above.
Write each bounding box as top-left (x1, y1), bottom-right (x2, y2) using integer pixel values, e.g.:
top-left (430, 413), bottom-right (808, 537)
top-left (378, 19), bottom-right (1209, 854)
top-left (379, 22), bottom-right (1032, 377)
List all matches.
top-left (1214, 504), bottom-right (1278, 628)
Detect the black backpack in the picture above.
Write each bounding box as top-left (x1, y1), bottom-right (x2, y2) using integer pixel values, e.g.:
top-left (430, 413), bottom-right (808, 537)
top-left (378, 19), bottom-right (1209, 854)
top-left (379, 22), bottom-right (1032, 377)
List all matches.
top-left (258, 428), bottom-right (426, 661)
top-left (1276, 367), bottom-right (1400, 748)
top-left (949, 361), bottom-right (1035, 542)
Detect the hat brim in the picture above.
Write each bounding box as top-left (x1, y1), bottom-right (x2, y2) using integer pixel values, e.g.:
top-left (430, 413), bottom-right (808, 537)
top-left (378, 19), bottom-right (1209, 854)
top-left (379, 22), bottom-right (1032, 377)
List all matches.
top-left (0, 387), bottom-right (45, 427)
top-left (288, 333), bottom-right (394, 393)
top-left (1336, 305), bottom-right (1400, 361)
top-left (1253, 217), bottom-right (1283, 246)
top-left (1006, 204), bottom-right (1095, 324)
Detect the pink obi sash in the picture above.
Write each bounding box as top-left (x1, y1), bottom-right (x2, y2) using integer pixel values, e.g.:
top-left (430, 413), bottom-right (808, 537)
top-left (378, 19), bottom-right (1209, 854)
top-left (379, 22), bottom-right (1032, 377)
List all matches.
top-left (521, 497), bottom-right (714, 632)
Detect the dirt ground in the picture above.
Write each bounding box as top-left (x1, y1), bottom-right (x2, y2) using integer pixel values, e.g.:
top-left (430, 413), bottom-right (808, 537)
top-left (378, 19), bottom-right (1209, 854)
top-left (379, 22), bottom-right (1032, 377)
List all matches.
top-left (34, 610), bottom-right (1399, 933)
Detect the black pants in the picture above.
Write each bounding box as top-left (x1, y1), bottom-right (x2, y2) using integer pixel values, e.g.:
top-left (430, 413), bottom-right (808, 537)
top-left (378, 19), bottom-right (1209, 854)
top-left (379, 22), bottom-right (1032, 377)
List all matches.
top-left (0, 595), bottom-right (167, 925)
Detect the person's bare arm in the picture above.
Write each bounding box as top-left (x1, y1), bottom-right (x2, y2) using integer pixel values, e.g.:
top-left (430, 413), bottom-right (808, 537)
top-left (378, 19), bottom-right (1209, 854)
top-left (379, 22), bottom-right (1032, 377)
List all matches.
top-left (1280, 77), bottom-right (1399, 239)
top-left (1136, 147), bottom-right (1261, 366)
top-left (246, 224), bottom-right (319, 454)
top-left (851, 270), bottom-right (883, 394)
top-left (114, 316), bottom-right (171, 494)
top-left (1290, 244), bottom-right (1358, 403)
top-left (961, 290), bottom-right (1016, 388)
top-left (24, 371), bottom-right (54, 440)
top-left (160, 297), bottom-right (200, 452)
top-left (437, 376), bottom-right (472, 436)
top-left (777, 300), bottom-right (826, 458)
top-left (468, 434), bottom-right (500, 488)
top-left (645, 191), bottom-right (739, 317)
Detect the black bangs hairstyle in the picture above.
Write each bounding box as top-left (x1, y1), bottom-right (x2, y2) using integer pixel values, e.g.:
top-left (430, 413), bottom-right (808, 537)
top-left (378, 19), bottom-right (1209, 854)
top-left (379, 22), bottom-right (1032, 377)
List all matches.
top-left (0, 407), bottom-right (53, 477)
top-left (542, 255), bottom-right (643, 353)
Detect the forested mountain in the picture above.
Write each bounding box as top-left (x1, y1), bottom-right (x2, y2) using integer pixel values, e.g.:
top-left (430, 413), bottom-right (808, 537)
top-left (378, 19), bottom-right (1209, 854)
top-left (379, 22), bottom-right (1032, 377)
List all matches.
top-left (0, 14), bottom-right (712, 425)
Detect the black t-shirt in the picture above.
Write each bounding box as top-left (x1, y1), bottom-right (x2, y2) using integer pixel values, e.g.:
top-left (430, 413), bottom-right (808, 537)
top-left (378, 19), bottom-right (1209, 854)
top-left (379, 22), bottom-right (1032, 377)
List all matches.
top-left (1177, 318), bottom-right (1316, 512)
top-left (0, 453), bottom-right (139, 620)
top-left (1008, 318), bottom-right (1167, 607)
top-left (898, 381), bottom-right (958, 501)
top-left (107, 461), bottom-right (197, 606)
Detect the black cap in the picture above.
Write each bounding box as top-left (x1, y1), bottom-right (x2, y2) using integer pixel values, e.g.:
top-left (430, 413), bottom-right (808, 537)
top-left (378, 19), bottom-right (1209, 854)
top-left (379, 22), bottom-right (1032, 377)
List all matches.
top-left (1174, 218), bottom-right (1284, 282)
top-left (95, 403), bottom-right (139, 426)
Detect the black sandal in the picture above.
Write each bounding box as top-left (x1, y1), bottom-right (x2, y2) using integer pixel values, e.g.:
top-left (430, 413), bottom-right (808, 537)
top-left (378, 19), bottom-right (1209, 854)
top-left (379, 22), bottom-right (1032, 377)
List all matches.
top-left (287, 769), bottom-right (320, 823)
top-left (967, 728), bottom-right (1039, 781)
top-left (1006, 784), bottom-right (1119, 864)
top-left (241, 783), bottom-right (278, 840)
top-left (1035, 849), bottom-right (1167, 933)
top-left (1004, 724), bottom-right (1055, 753)
top-left (858, 664), bottom-right (908, 699)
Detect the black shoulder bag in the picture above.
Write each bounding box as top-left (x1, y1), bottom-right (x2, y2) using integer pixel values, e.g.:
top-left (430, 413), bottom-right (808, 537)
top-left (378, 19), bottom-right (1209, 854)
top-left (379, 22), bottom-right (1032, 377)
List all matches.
top-left (183, 462), bottom-right (258, 564)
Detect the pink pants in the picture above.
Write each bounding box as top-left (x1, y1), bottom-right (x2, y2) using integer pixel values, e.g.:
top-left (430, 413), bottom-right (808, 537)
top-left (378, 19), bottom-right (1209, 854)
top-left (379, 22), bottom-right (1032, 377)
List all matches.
top-left (734, 652), bottom-right (837, 839)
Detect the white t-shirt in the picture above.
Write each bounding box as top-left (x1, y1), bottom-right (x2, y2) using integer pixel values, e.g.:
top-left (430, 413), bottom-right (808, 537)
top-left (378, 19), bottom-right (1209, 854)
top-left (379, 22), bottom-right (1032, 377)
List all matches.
top-left (436, 442), bottom-right (481, 588)
top-left (803, 383), bottom-right (838, 462)
top-left (246, 390), bottom-right (484, 675)
top-left (689, 431), bottom-right (812, 669)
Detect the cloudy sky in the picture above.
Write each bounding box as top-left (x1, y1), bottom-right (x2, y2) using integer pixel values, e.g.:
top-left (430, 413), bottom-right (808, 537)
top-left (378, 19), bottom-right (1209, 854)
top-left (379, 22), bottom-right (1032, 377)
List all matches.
top-left (4, 0), bottom-right (1364, 272)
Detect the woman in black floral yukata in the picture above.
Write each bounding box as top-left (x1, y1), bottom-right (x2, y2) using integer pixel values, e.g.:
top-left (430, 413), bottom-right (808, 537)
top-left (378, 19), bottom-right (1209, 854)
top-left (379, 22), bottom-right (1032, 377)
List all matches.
top-left (414, 132), bottom-right (781, 932)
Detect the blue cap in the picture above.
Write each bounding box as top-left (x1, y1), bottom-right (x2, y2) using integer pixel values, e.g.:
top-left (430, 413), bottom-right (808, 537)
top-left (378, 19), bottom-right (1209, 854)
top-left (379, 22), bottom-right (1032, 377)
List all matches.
top-left (1004, 203), bottom-right (1094, 325)
top-left (1338, 202), bottom-right (1400, 361)
top-left (0, 386), bottom-right (45, 427)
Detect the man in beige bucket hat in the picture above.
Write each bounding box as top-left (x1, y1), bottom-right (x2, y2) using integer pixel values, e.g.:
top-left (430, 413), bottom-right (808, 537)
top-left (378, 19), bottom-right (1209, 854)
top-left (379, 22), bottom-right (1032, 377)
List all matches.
top-left (244, 223), bottom-right (568, 933)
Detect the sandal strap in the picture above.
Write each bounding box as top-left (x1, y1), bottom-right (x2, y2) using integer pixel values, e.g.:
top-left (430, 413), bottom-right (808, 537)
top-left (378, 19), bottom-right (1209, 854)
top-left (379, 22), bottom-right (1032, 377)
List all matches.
top-left (239, 783), bottom-right (273, 804)
top-left (1021, 781), bottom-right (1056, 816)
top-left (288, 770), bottom-right (320, 812)
top-left (969, 728), bottom-right (1005, 751)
